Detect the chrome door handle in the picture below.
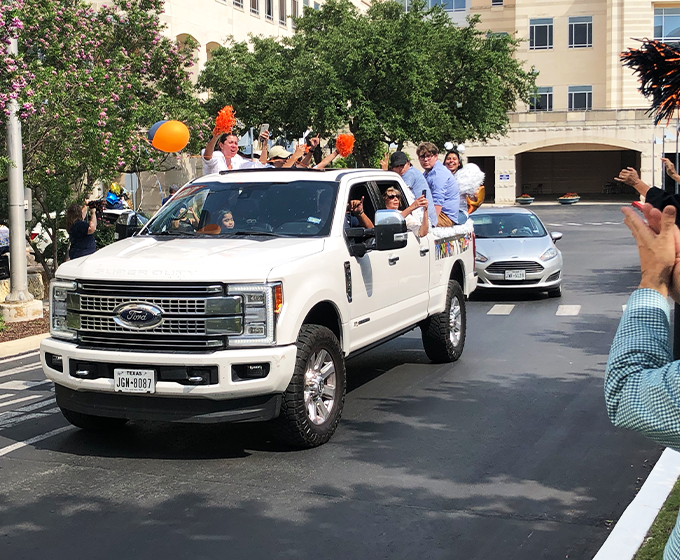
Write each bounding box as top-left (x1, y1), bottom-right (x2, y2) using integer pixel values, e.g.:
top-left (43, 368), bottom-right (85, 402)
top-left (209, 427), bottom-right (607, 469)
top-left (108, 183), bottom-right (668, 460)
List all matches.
top-left (388, 256), bottom-right (399, 265)
top-left (420, 248), bottom-right (429, 256)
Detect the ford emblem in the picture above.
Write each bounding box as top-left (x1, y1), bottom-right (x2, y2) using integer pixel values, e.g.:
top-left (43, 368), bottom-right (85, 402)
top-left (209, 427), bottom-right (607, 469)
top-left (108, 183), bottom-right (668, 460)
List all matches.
top-left (113, 303), bottom-right (164, 330)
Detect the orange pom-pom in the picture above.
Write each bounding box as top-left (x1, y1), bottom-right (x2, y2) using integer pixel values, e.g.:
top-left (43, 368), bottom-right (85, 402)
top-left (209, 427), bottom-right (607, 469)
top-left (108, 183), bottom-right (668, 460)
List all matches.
top-left (336, 133), bottom-right (354, 158)
top-left (215, 105), bottom-right (237, 134)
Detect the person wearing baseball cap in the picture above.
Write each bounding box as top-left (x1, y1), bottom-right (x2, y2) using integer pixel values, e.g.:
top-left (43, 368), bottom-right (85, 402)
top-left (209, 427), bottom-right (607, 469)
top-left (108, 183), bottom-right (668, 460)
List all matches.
top-left (381, 151), bottom-right (437, 228)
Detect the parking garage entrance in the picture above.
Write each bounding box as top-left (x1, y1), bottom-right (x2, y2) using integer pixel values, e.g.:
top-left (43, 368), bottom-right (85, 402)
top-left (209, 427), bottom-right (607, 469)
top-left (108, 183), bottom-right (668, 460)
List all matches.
top-left (516, 146), bottom-right (640, 200)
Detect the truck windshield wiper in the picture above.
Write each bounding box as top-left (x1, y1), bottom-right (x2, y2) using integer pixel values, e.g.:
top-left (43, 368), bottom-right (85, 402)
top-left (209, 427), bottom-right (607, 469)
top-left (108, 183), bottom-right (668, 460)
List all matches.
top-left (224, 230), bottom-right (279, 237)
top-left (152, 230), bottom-right (196, 236)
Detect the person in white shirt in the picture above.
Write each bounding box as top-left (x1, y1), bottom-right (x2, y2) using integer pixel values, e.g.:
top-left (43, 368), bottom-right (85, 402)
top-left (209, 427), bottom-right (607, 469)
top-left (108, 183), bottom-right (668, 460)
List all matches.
top-left (202, 131), bottom-right (249, 174)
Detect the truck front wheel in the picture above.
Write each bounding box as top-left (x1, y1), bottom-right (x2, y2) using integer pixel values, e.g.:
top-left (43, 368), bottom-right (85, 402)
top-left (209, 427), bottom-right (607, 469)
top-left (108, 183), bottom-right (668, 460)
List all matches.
top-left (421, 279), bottom-right (467, 363)
top-left (273, 324), bottom-right (346, 448)
top-left (60, 407), bottom-right (128, 431)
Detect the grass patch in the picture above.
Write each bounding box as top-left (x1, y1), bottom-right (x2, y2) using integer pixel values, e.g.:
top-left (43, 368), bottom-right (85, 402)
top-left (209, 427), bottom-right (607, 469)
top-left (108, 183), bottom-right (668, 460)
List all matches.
top-left (635, 476), bottom-right (680, 560)
top-left (0, 314), bottom-right (5, 333)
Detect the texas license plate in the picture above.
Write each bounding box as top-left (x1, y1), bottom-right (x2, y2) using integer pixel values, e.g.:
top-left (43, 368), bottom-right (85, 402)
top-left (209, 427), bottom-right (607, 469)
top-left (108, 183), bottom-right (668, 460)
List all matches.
top-left (114, 368), bottom-right (156, 393)
top-left (505, 270), bottom-right (526, 280)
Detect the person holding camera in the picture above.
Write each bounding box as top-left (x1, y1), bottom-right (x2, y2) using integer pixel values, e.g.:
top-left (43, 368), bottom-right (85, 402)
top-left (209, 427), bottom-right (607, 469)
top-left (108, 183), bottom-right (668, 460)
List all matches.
top-left (66, 202), bottom-right (97, 260)
top-left (606, 202), bottom-right (680, 560)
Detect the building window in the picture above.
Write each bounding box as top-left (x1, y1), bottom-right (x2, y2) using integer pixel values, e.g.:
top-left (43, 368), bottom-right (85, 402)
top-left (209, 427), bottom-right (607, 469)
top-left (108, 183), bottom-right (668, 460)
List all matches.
top-left (454, 0), bottom-right (465, 10)
top-left (529, 18), bottom-right (553, 50)
top-left (303, 0), bottom-right (309, 6)
top-left (292, 0), bottom-right (298, 17)
top-left (313, 2), bottom-right (319, 9)
top-left (265, 0), bottom-right (273, 20)
top-left (568, 85), bottom-right (592, 111)
top-left (568, 16), bottom-right (592, 48)
top-left (529, 87), bottom-right (553, 111)
top-left (655, 8), bottom-right (680, 42)
top-left (492, 0), bottom-right (503, 6)
top-left (279, 0), bottom-right (286, 24)
top-left (234, 0), bottom-right (244, 7)
top-left (251, 0), bottom-right (258, 14)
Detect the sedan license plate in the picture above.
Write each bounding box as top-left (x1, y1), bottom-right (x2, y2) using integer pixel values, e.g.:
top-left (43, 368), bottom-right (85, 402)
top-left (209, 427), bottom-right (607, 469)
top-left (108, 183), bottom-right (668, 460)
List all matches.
top-left (504, 270), bottom-right (526, 281)
top-left (114, 368), bottom-right (155, 394)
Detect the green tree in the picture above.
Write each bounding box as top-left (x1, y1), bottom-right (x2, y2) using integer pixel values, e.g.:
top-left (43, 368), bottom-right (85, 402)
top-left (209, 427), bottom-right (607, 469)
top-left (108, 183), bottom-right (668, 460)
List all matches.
top-left (198, 0), bottom-right (535, 166)
top-left (0, 0), bottom-right (208, 277)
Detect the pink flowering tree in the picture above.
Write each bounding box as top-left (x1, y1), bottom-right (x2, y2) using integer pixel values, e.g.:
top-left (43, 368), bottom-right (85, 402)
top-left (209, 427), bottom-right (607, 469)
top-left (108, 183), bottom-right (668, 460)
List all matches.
top-left (0, 0), bottom-right (207, 277)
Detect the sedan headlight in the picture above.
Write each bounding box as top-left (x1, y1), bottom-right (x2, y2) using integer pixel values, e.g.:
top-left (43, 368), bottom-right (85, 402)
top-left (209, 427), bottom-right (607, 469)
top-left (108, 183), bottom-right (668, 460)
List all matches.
top-left (50, 279), bottom-right (78, 340)
top-left (540, 247), bottom-right (558, 261)
top-left (475, 251), bottom-right (488, 263)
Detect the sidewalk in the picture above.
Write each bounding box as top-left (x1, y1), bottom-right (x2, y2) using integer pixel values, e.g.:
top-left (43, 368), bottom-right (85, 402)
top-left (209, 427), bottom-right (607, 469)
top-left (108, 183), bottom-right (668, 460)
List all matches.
top-left (0, 332), bottom-right (49, 358)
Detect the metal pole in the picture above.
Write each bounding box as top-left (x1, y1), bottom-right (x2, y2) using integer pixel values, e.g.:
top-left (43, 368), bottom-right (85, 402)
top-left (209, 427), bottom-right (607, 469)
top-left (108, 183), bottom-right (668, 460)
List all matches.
top-left (653, 132), bottom-right (656, 188)
top-left (5, 36), bottom-right (31, 304)
top-left (675, 112), bottom-right (679, 195)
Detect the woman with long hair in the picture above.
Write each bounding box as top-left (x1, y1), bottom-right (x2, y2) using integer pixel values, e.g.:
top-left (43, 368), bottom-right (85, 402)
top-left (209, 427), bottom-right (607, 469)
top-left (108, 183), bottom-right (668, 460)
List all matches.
top-left (444, 149), bottom-right (485, 217)
top-left (66, 202), bottom-right (97, 260)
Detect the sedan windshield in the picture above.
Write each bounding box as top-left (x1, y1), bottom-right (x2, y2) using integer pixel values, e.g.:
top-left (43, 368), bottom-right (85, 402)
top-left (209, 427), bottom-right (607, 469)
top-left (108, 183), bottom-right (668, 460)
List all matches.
top-left (473, 213), bottom-right (547, 238)
top-left (143, 180), bottom-right (338, 238)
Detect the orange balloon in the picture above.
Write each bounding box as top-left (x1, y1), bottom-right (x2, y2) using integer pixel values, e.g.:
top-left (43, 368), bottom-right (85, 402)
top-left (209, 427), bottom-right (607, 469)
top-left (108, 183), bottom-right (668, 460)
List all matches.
top-left (150, 120), bottom-right (190, 152)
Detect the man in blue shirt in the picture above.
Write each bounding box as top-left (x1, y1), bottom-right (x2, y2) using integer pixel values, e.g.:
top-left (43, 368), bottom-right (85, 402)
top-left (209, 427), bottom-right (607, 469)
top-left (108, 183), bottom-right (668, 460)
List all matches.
top-left (606, 202), bottom-right (680, 560)
top-left (416, 142), bottom-right (460, 226)
top-left (383, 151), bottom-right (437, 228)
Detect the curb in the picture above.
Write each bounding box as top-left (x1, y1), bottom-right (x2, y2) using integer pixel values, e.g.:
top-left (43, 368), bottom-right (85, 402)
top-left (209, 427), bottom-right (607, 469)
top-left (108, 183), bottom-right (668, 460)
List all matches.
top-left (593, 447), bottom-right (680, 559)
top-left (0, 333), bottom-right (49, 358)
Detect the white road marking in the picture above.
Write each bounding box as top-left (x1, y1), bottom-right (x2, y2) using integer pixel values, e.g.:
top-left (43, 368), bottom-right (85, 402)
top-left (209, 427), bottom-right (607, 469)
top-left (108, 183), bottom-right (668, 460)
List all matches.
top-left (0, 379), bottom-right (51, 391)
top-left (0, 393), bottom-right (15, 401)
top-left (16, 398), bottom-right (57, 413)
top-left (488, 304), bottom-right (515, 315)
top-left (586, 222), bottom-right (603, 226)
top-left (0, 412), bottom-right (54, 429)
top-left (566, 222), bottom-right (581, 226)
top-left (546, 223), bottom-right (563, 227)
top-left (0, 394), bottom-right (43, 409)
top-left (0, 350), bottom-right (39, 365)
top-left (556, 305), bottom-right (581, 316)
top-left (0, 362), bottom-right (44, 379)
top-left (0, 425), bottom-right (75, 458)
top-left (603, 221), bottom-right (621, 225)
top-left (622, 304), bottom-right (627, 312)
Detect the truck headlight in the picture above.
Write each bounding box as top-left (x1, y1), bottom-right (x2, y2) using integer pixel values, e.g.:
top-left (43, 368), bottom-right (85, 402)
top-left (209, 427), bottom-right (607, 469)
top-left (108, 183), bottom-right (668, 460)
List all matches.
top-left (50, 279), bottom-right (78, 340)
top-left (227, 283), bottom-right (283, 346)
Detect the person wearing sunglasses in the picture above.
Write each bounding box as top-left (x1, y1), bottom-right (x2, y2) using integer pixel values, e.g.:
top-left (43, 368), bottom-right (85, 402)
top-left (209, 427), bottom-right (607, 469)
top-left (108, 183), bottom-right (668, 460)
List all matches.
top-left (416, 142), bottom-right (460, 227)
top-left (383, 187), bottom-right (429, 239)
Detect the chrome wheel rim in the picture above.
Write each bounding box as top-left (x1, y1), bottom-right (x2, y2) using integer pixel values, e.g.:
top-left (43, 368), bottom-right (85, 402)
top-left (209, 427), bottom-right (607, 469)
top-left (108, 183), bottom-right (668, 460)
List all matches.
top-left (449, 296), bottom-right (462, 347)
top-left (303, 349), bottom-right (337, 425)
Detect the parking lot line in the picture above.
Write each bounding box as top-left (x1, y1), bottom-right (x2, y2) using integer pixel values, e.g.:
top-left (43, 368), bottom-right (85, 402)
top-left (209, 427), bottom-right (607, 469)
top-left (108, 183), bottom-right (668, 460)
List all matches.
top-left (556, 305), bottom-right (581, 316)
top-left (0, 394), bottom-right (43, 409)
top-left (0, 379), bottom-right (51, 391)
top-left (488, 304), bottom-right (515, 315)
top-left (0, 425), bottom-right (75, 458)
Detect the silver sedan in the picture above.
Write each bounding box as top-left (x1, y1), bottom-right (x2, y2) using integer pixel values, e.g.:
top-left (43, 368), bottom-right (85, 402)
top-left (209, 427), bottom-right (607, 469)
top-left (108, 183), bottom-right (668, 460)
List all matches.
top-left (472, 207), bottom-right (563, 297)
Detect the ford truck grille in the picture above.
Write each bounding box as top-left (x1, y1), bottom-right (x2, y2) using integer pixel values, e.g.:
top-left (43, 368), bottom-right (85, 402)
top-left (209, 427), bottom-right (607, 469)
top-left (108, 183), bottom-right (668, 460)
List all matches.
top-left (66, 281), bottom-right (243, 352)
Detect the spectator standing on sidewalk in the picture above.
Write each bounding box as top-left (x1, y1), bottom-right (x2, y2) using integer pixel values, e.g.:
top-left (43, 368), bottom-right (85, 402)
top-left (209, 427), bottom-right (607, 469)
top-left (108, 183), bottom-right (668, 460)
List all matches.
top-left (606, 202), bottom-right (680, 560)
top-left (66, 203), bottom-right (97, 260)
top-left (416, 142), bottom-right (460, 226)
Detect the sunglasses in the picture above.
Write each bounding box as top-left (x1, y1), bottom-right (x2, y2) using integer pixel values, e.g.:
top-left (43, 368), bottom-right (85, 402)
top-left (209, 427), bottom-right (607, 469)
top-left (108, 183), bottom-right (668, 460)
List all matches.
top-left (384, 194), bottom-right (400, 200)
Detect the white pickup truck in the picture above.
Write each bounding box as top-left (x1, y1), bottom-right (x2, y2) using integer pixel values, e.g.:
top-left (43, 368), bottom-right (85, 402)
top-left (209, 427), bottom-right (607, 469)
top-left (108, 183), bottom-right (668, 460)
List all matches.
top-left (41, 168), bottom-right (476, 447)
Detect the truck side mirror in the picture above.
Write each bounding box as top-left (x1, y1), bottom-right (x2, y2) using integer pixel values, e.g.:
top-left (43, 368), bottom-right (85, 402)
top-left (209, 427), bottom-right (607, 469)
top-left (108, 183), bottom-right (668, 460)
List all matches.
top-left (114, 211), bottom-right (141, 240)
top-left (374, 209), bottom-right (408, 251)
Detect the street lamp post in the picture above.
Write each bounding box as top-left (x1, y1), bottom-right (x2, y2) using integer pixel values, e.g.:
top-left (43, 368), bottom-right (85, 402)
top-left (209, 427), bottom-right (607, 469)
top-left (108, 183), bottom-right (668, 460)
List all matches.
top-left (1, 35), bottom-right (42, 322)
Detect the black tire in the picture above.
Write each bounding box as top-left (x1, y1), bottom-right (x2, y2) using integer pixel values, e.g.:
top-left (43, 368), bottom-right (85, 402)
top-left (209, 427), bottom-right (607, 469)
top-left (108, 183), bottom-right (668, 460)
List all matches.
top-left (272, 324), bottom-right (346, 448)
top-left (548, 285), bottom-right (562, 298)
top-left (60, 407), bottom-right (128, 431)
top-left (421, 279), bottom-right (466, 363)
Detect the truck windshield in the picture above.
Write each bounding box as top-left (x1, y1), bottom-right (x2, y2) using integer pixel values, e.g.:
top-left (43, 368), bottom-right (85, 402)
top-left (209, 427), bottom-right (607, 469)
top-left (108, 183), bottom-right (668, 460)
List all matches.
top-left (473, 213), bottom-right (547, 238)
top-left (143, 180), bottom-right (338, 238)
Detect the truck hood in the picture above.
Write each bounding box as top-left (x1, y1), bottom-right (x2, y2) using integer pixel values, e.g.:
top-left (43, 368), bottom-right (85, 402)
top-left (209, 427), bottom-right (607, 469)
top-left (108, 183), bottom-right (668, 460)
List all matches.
top-left (56, 236), bottom-right (326, 283)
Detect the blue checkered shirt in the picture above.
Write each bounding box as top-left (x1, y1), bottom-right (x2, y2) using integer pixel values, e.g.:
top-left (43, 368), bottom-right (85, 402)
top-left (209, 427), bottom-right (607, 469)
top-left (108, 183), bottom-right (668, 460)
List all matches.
top-left (605, 288), bottom-right (680, 559)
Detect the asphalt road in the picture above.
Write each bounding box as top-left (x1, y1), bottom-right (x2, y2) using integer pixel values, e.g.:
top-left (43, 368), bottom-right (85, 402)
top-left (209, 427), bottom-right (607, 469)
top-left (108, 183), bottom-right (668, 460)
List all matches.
top-left (0, 203), bottom-right (663, 560)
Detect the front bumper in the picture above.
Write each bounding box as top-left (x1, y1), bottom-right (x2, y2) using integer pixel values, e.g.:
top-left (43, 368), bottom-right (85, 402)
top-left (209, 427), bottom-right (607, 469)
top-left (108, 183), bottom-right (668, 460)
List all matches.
top-left (40, 337), bottom-right (298, 421)
top-left (475, 259), bottom-right (561, 290)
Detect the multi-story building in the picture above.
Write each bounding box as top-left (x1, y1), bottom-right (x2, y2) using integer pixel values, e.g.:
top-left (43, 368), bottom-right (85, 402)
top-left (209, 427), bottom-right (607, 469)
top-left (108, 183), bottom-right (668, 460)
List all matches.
top-left (464, 0), bottom-right (671, 203)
